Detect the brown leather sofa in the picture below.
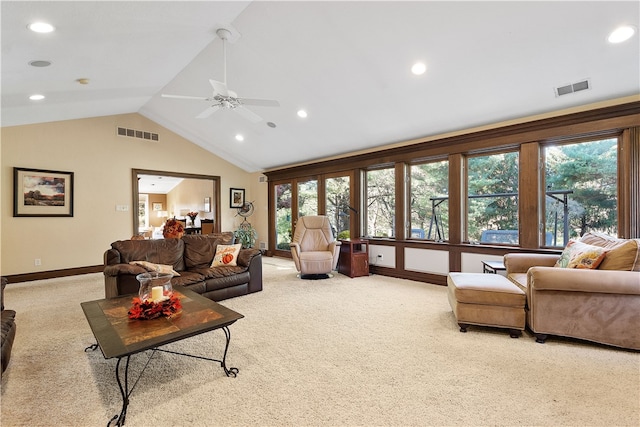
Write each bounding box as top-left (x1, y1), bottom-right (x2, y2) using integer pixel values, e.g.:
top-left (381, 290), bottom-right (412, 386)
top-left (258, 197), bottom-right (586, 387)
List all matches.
top-left (104, 233), bottom-right (262, 301)
top-left (505, 232), bottom-right (640, 350)
top-left (1, 277), bottom-right (17, 375)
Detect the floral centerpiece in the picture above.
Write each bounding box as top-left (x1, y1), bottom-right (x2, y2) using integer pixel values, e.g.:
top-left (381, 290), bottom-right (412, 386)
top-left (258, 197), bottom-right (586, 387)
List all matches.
top-left (128, 272), bottom-right (182, 320)
top-left (128, 294), bottom-right (182, 320)
top-left (163, 218), bottom-right (184, 239)
top-left (187, 211), bottom-right (198, 226)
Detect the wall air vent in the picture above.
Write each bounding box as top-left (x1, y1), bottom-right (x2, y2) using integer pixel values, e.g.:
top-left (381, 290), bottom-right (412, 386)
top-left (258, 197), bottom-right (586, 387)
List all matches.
top-left (259, 176), bottom-right (268, 183)
top-left (116, 127), bottom-right (159, 141)
top-left (555, 79), bottom-right (591, 97)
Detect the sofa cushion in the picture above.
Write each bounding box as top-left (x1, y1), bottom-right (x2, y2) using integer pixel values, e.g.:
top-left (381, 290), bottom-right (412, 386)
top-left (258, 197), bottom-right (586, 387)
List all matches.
top-left (237, 248), bottom-right (261, 268)
top-left (112, 239), bottom-right (185, 272)
top-left (191, 265), bottom-right (248, 279)
top-left (190, 268), bottom-right (251, 292)
top-left (170, 271), bottom-right (205, 287)
top-left (182, 233), bottom-right (234, 269)
top-left (579, 232), bottom-right (640, 271)
top-left (507, 273), bottom-right (528, 292)
top-left (554, 239), bottom-right (607, 269)
top-left (211, 244), bottom-right (241, 267)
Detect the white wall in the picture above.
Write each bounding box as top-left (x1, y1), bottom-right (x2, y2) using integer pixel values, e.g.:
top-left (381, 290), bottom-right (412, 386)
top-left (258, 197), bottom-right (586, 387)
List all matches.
top-left (368, 244), bottom-right (396, 268)
top-left (1, 113), bottom-right (264, 276)
top-left (461, 252), bottom-right (506, 275)
top-left (405, 247), bottom-right (450, 275)
top-left (248, 172), bottom-right (270, 250)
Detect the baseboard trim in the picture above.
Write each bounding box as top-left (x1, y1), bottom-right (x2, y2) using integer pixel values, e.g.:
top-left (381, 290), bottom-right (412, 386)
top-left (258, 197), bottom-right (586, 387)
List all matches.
top-left (4, 265), bottom-right (103, 283)
top-left (368, 265), bottom-right (447, 286)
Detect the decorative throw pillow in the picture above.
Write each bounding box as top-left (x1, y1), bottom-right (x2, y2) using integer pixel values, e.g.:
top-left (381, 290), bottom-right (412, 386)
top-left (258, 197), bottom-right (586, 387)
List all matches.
top-left (211, 244), bottom-right (242, 267)
top-left (129, 261), bottom-right (180, 276)
top-left (580, 232), bottom-right (640, 271)
top-left (554, 240), bottom-right (576, 268)
top-left (554, 240), bottom-right (607, 269)
top-left (597, 239), bottom-right (639, 271)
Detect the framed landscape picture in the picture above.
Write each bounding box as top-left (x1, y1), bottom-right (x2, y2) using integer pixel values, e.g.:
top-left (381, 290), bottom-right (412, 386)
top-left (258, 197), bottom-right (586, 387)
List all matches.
top-left (230, 188), bottom-right (244, 208)
top-left (13, 167), bottom-right (74, 217)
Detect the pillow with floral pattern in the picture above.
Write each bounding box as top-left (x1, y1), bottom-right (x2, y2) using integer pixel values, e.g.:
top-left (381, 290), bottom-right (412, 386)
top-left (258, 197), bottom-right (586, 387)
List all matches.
top-left (554, 239), bottom-right (607, 269)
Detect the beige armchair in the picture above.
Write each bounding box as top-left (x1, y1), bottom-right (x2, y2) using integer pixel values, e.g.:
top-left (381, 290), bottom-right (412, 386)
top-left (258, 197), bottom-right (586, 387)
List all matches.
top-left (290, 216), bottom-right (341, 277)
top-left (504, 232), bottom-right (640, 350)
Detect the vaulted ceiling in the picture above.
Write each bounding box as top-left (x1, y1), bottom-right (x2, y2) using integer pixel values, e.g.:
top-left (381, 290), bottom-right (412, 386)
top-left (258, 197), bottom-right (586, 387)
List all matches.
top-left (2, 1), bottom-right (639, 172)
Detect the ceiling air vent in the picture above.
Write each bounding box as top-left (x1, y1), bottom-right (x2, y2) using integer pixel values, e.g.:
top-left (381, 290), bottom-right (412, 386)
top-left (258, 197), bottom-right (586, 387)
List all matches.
top-left (555, 79), bottom-right (591, 97)
top-left (116, 127), bottom-right (159, 141)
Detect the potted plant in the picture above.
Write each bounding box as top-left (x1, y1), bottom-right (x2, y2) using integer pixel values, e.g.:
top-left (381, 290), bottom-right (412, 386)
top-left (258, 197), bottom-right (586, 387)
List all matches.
top-left (234, 222), bottom-right (258, 248)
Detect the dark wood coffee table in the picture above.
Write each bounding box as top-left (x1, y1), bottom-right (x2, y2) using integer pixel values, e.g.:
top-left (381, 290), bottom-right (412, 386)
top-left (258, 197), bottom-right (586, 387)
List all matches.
top-left (81, 286), bottom-right (243, 426)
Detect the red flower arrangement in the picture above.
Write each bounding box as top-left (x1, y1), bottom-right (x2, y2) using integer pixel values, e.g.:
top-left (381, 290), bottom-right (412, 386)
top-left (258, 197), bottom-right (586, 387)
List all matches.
top-left (187, 211), bottom-right (198, 222)
top-left (128, 294), bottom-right (182, 320)
top-left (163, 218), bottom-right (185, 239)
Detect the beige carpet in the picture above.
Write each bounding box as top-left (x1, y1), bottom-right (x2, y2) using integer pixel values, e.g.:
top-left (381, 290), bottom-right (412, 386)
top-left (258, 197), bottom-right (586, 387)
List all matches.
top-left (1, 257), bottom-right (639, 427)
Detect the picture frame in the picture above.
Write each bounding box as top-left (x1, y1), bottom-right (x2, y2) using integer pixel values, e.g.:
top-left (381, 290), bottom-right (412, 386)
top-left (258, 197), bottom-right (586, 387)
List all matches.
top-left (204, 197), bottom-right (211, 212)
top-left (230, 188), bottom-right (245, 208)
top-left (152, 203), bottom-right (163, 211)
top-left (14, 167), bottom-right (74, 217)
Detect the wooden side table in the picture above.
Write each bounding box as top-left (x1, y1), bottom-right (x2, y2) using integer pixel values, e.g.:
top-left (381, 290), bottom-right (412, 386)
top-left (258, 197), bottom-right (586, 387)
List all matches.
top-left (338, 239), bottom-right (369, 278)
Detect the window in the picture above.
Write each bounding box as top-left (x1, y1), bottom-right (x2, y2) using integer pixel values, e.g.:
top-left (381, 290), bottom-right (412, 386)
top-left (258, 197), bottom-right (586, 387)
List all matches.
top-left (326, 175), bottom-right (351, 239)
top-left (297, 179), bottom-right (318, 217)
top-left (467, 152), bottom-right (519, 244)
top-left (410, 160), bottom-right (449, 240)
top-left (366, 167), bottom-right (396, 237)
top-left (544, 137), bottom-right (617, 246)
top-left (275, 183), bottom-right (292, 251)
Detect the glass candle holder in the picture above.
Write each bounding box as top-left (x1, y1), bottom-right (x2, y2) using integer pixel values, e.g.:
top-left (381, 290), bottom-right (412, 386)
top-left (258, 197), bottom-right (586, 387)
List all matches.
top-left (136, 272), bottom-right (173, 302)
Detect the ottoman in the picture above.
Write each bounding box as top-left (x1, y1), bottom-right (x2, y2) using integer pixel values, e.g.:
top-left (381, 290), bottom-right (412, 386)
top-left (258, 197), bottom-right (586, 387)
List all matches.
top-left (447, 272), bottom-right (526, 338)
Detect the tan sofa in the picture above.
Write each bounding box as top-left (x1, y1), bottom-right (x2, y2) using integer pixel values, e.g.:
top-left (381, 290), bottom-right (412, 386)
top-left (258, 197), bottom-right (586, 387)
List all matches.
top-left (504, 232), bottom-right (640, 350)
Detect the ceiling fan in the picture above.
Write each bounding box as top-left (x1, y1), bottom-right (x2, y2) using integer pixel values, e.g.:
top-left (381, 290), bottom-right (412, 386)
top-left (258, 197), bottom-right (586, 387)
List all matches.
top-left (161, 28), bottom-right (279, 122)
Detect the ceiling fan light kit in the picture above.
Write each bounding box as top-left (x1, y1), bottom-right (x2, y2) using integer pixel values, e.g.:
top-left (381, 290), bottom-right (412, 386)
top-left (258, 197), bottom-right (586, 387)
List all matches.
top-left (161, 27), bottom-right (279, 122)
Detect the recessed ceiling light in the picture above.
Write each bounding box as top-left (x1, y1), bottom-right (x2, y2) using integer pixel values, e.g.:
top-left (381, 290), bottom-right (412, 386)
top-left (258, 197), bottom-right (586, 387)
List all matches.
top-left (608, 25), bottom-right (636, 43)
top-left (411, 62), bottom-right (427, 75)
top-left (267, 122), bottom-right (277, 128)
top-left (29, 60), bottom-right (52, 67)
top-left (235, 134), bottom-right (244, 142)
top-left (297, 110), bottom-right (308, 118)
top-left (29, 94), bottom-right (45, 101)
top-left (28, 22), bottom-right (55, 33)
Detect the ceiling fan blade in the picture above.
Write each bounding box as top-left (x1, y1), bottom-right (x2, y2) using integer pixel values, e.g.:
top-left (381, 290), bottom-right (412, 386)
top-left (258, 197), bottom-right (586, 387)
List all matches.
top-left (233, 106), bottom-right (263, 123)
top-left (196, 105), bottom-right (221, 119)
top-left (238, 98), bottom-right (280, 107)
top-left (162, 94), bottom-right (209, 100)
top-left (209, 79), bottom-right (228, 97)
